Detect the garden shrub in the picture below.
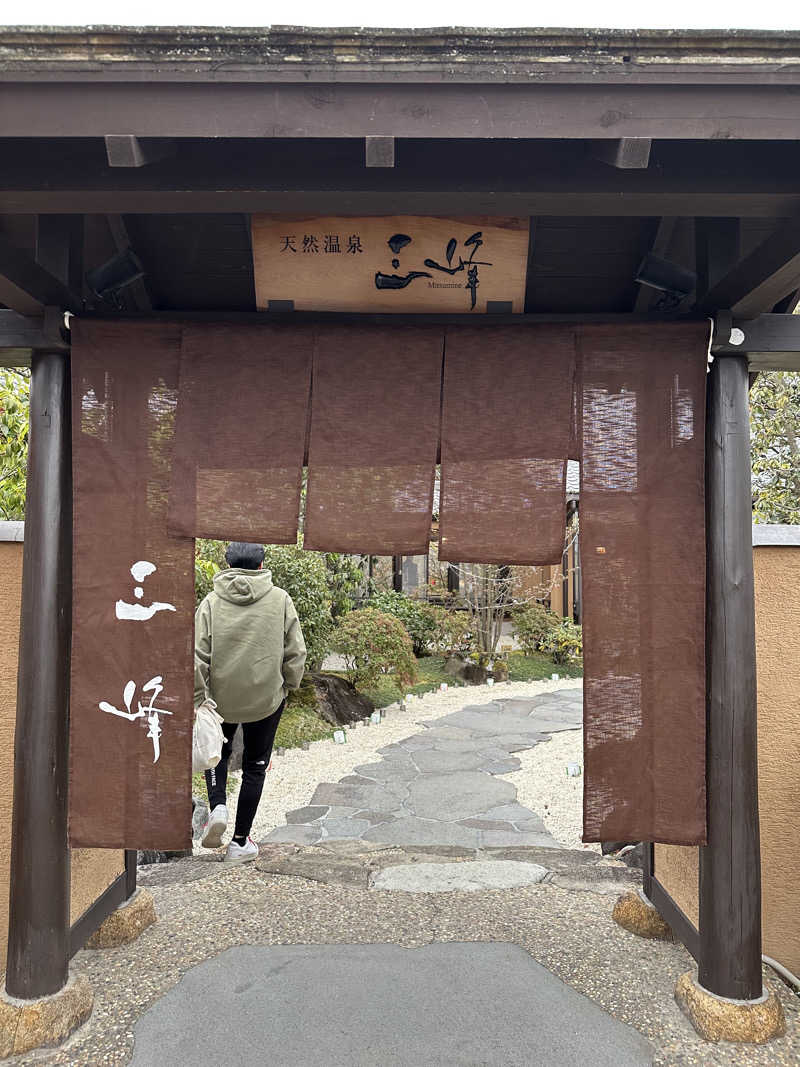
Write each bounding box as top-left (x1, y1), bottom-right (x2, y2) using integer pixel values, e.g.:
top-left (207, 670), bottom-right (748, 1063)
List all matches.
top-left (194, 541), bottom-right (338, 670)
top-left (331, 608), bottom-right (418, 691)
top-left (194, 539), bottom-right (227, 605)
top-left (369, 590), bottom-right (439, 655)
top-left (262, 545), bottom-right (334, 671)
top-left (538, 619), bottom-right (583, 665)
top-left (512, 602), bottom-right (560, 656)
top-left (325, 552), bottom-right (366, 619)
top-left (428, 606), bottom-right (474, 657)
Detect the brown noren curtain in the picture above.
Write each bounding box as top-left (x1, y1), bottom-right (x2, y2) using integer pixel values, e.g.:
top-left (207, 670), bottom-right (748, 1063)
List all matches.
top-left (169, 324), bottom-right (313, 543)
top-left (303, 325), bottom-right (444, 555)
top-left (579, 322), bottom-right (708, 845)
top-left (70, 321), bottom-right (194, 850)
top-left (439, 325), bottom-right (576, 565)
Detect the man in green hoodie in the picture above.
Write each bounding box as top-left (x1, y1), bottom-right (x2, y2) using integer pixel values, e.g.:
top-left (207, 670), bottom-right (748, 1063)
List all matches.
top-left (195, 542), bottom-right (307, 864)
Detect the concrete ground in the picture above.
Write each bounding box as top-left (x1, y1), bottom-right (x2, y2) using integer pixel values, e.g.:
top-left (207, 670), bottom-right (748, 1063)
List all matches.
top-left (128, 942), bottom-right (655, 1067)
top-left (8, 689), bottom-right (799, 1065)
top-left (12, 844), bottom-right (797, 1067)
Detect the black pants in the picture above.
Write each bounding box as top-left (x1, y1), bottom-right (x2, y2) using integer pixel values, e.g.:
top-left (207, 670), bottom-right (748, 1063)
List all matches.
top-left (205, 702), bottom-right (284, 840)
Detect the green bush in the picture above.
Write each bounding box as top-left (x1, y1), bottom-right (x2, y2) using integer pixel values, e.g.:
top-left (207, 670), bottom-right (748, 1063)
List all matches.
top-left (332, 608), bottom-right (418, 691)
top-left (538, 619), bottom-right (583, 665)
top-left (325, 552), bottom-right (366, 619)
top-left (194, 539), bottom-right (227, 605)
top-left (193, 541), bottom-right (338, 670)
top-left (512, 602), bottom-right (560, 656)
top-left (369, 590), bottom-right (439, 656)
top-left (0, 369), bottom-right (29, 520)
top-left (262, 545), bottom-right (334, 671)
top-left (427, 606), bottom-right (474, 657)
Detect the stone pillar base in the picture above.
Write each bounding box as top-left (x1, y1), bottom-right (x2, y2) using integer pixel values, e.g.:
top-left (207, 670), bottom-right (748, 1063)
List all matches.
top-left (0, 974), bottom-right (93, 1059)
top-left (612, 889), bottom-right (674, 941)
top-left (86, 888), bottom-right (156, 949)
top-left (675, 971), bottom-right (786, 1043)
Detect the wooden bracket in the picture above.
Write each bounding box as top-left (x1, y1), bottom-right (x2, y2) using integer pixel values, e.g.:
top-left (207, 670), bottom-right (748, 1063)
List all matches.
top-left (365, 136), bottom-right (395, 168)
top-left (105, 136), bottom-right (176, 168)
top-left (591, 138), bottom-right (652, 169)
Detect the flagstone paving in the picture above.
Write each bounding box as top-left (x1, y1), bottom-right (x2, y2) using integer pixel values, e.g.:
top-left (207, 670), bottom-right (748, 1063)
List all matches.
top-left (264, 691), bottom-right (584, 849)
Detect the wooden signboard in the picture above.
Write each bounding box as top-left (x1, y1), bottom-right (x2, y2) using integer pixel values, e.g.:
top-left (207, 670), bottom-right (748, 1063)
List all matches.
top-left (252, 215), bottom-right (529, 313)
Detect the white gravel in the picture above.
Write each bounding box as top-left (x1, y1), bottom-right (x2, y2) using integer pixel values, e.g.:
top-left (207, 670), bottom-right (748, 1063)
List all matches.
top-left (195, 676), bottom-right (585, 851)
top-left (502, 726), bottom-right (601, 853)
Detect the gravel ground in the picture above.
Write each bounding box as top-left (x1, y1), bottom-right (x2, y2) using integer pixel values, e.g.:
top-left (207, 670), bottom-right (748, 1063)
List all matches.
top-left (503, 726), bottom-right (601, 853)
top-left (197, 676), bottom-right (584, 851)
top-left (16, 855), bottom-right (798, 1066)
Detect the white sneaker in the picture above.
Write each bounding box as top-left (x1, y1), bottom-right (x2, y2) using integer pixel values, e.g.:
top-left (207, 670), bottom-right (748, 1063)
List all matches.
top-left (201, 804), bottom-right (228, 848)
top-left (224, 837), bottom-right (258, 864)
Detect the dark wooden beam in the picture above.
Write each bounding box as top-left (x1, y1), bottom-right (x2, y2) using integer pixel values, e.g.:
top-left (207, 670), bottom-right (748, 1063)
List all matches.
top-left (4, 83), bottom-right (800, 140)
top-left (4, 137), bottom-right (800, 217)
top-left (5, 348), bottom-right (72, 999)
top-left (699, 353), bottom-right (763, 1002)
top-left (648, 876), bottom-right (700, 962)
top-left (82, 310), bottom-right (707, 326)
top-left (105, 214), bottom-right (153, 311)
top-left (36, 216), bottom-right (83, 295)
top-left (591, 138), bottom-right (651, 169)
top-left (105, 135), bottom-right (175, 168)
top-left (0, 232), bottom-right (81, 314)
top-left (69, 871), bottom-right (127, 958)
top-left (712, 311), bottom-right (800, 371)
top-left (696, 217), bottom-right (800, 317)
top-left (12, 188), bottom-right (800, 217)
top-left (0, 309), bottom-right (68, 356)
top-left (633, 217), bottom-right (679, 312)
top-left (365, 136), bottom-right (395, 168)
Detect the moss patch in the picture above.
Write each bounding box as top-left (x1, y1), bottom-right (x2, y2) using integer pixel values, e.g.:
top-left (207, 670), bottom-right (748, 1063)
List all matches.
top-left (275, 704), bottom-right (333, 749)
top-left (506, 651), bottom-right (583, 682)
top-left (361, 652), bottom-right (582, 706)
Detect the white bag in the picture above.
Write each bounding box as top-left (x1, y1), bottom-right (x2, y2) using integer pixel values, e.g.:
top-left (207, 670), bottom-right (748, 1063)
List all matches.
top-left (192, 699), bottom-right (225, 773)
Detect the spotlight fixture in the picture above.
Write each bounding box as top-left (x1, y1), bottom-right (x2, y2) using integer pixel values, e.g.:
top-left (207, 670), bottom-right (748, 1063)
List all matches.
top-left (635, 253), bottom-right (697, 310)
top-left (85, 248), bottom-right (145, 304)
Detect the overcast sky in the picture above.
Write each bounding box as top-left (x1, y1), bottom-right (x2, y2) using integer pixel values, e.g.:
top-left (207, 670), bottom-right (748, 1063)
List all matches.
top-left (7, 0), bottom-right (800, 30)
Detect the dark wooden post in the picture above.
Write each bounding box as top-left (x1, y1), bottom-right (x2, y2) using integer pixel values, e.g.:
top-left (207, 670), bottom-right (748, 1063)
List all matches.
top-left (698, 353), bottom-right (763, 1001)
top-left (6, 348), bottom-right (72, 999)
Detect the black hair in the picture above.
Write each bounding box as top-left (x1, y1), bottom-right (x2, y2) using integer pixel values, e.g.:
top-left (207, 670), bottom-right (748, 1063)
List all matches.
top-left (225, 542), bottom-right (265, 570)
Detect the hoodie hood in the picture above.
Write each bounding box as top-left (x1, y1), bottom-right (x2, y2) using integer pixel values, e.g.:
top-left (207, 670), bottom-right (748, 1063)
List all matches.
top-left (213, 567), bottom-right (274, 605)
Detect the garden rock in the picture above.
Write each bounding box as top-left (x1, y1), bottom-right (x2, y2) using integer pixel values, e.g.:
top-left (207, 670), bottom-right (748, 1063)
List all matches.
top-left (369, 859), bottom-right (548, 893)
top-left (311, 672), bottom-right (376, 726)
top-left (444, 655), bottom-right (488, 685)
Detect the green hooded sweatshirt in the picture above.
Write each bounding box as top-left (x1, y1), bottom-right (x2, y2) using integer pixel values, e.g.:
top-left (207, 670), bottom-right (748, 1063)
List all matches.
top-left (194, 568), bottom-right (307, 723)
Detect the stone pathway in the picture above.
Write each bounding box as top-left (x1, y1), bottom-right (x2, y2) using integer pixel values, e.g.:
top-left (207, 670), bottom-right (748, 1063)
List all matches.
top-left (265, 690), bottom-right (583, 850)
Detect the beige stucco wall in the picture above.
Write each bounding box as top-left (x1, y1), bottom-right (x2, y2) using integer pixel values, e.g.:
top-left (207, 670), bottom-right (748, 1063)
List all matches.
top-left (753, 546), bottom-right (800, 976)
top-left (655, 544), bottom-right (800, 978)
top-left (0, 543), bottom-right (22, 971)
top-left (654, 843), bottom-right (699, 928)
top-left (0, 538), bottom-right (124, 970)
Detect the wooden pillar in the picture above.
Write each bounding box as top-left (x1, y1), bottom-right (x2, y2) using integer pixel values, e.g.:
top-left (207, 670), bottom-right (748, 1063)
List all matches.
top-left (5, 349), bottom-right (72, 999)
top-left (698, 354), bottom-right (763, 1001)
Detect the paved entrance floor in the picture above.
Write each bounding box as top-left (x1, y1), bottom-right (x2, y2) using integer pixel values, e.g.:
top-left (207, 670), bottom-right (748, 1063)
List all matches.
top-left (129, 942), bottom-right (655, 1067)
top-left (265, 691), bottom-right (584, 849)
top-left (19, 685), bottom-right (799, 1066)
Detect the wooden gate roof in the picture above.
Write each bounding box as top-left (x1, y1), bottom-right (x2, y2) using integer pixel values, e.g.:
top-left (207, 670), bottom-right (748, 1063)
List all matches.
top-left (2, 25), bottom-right (800, 325)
